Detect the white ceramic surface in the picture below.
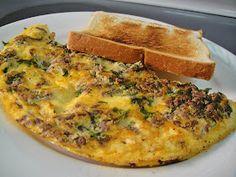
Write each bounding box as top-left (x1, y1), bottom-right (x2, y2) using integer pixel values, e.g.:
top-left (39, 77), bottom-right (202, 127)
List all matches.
top-left (0, 12), bottom-right (236, 177)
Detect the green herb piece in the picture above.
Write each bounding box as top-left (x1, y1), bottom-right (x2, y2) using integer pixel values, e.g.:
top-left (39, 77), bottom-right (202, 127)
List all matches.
top-left (36, 60), bottom-right (50, 71)
top-left (2, 41), bottom-right (8, 46)
top-left (167, 87), bottom-right (174, 96)
top-left (131, 96), bottom-right (153, 106)
top-left (140, 107), bottom-right (153, 119)
top-left (112, 107), bottom-right (119, 112)
top-left (111, 70), bottom-right (122, 76)
top-left (127, 120), bottom-right (135, 129)
top-left (92, 132), bottom-right (109, 141)
top-left (5, 72), bottom-right (24, 85)
top-left (18, 59), bottom-right (35, 66)
top-left (75, 85), bottom-right (86, 97)
top-left (77, 124), bottom-right (109, 141)
top-left (131, 96), bottom-right (143, 105)
top-left (225, 104), bottom-right (232, 116)
top-left (17, 58), bottom-right (50, 71)
top-left (88, 112), bottom-right (100, 125)
top-left (27, 92), bottom-right (51, 105)
top-left (75, 89), bottom-right (83, 96)
top-left (49, 41), bottom-right (63, 47)
top-left (62, 68), bottom-right (69, 76)
top-left (204, 88), bottom-right (212, 94)
top-left (112, 107), bottom-right (129, 118)
top-left (2, 67), bottom-right (8, 73)
top-left (77, 125), bottom-right (90, 131)
top-left (123, 81), bottom-right (136, 89)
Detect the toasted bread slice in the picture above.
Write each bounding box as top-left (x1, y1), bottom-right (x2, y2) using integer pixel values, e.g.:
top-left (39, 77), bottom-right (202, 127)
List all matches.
top-left (67, 32), bottom-right (143, 63)
top-left (144, 49), bottom-right (215, 80)
top-left (67, 11), bottom-right (215, 80)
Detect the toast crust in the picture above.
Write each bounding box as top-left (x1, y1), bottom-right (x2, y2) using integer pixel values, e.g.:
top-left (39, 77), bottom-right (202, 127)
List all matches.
top-left (144, 49), bottom-right (215, 80)
top-left (67, 32), bottom-right (143, 63)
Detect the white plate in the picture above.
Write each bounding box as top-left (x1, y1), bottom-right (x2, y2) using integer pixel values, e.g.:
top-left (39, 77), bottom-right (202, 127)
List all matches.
top-left (0, 12), bottom-right (236, 177)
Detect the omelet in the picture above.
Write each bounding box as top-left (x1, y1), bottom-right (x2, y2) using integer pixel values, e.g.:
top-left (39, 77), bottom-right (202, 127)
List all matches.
top-left (0, 25), bottom-right (235, 167)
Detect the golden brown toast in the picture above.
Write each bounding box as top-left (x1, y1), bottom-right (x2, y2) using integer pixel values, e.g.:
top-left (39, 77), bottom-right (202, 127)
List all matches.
top-left (67, 11), bottom-right (215, 80)
top-left (67, 32), bottom-right (143, 63)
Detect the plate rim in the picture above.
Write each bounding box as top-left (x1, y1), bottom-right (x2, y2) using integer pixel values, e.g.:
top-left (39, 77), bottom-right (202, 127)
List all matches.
top-left (0, 11), bottom-right (236, 177)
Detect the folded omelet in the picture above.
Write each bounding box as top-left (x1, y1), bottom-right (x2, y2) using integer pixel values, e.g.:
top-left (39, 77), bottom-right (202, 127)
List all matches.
top-left (0, 25), bottom-right (235, 167)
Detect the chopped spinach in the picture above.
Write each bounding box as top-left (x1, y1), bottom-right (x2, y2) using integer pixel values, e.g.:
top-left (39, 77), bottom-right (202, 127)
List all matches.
top-left (75, 85), bottom-right (86, 96)
top-left (90, 131), bottom-right (102, 139)
top-left (111, 70), bottom-right (123, 77)
top-left (123, 81), bottom-right (136, 89)
top-left (112, 107), bottom-right (119, 112)
top-left (204, 88), bottom-right (212, 94)
top-left (2, 67), bottom-right (8, 73)
top-left (127, 120), bottom-right (135, 128)
top-left (166, 87), bottom-right (174, 96)
top-left (75, 89), bottom-right (84, 96)
top-left (131, 96), bottom-right (154, 119)
top-left (18, 59), bottom-right (35, 66)
top-left (5, 72), bottom-right (24, 85)
top-left (27, 92), bottom-right (51, 105)
top-left (77, 125), bottom-right (90, 131)
top-left (49, 41), bottom-right (62, 47)
top-left (17, 58), bottom-right (50, 71)
top-left (131, 96), bottom-right (153, 106)
top-left (36, 60), bottom-right (50, 71)
top-left (2, 41), bottom-right (8, 46)
top-left (129, 62), bottom-right (143, 72)
top-left (140, 107), bottom-right (153, 119)
top-left (112, 107), bottom-right (129, 119)
top-left (77, 124), bottom-right (109, 141)
top-left (62, 68), bottom-right (69, 76)
top-left (225, 104), bottom-right (232, 116)
top-left (131, 96), bottom-right (143, 105)
top-left (88, 112), bottom-right (100, 125)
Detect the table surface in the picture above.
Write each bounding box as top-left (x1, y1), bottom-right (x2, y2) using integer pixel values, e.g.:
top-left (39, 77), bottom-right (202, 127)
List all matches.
top-left (116, 0), bottom-right (236, 18)
top-left (0, 0), bottom-right (236, 55)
